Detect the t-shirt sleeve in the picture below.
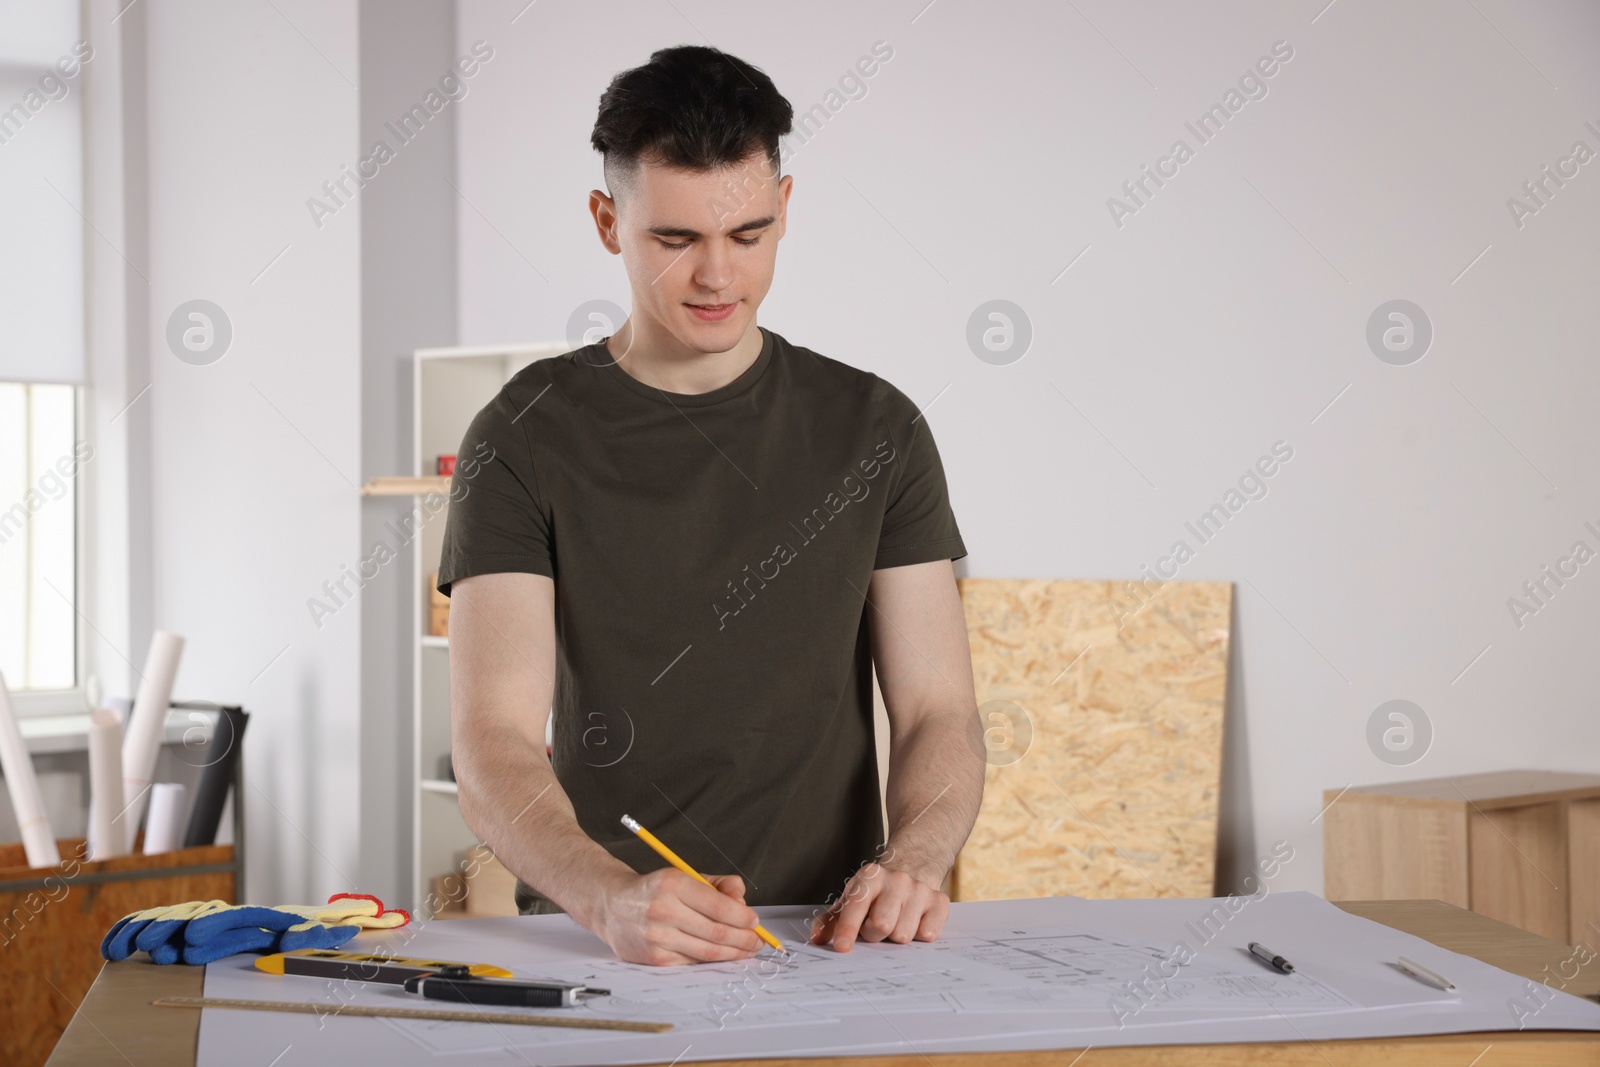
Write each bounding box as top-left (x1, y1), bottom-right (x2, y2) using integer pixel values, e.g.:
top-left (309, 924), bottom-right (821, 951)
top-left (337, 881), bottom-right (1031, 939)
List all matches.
top-left (873, 381), bottom-right (968, 570)
top-left (436, 381), bottom-right (555, 597)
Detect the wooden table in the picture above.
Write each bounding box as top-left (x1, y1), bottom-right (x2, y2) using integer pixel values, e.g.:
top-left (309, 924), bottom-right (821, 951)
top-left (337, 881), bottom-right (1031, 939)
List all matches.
top-left (45, 901), bottom-right (1600, 1067)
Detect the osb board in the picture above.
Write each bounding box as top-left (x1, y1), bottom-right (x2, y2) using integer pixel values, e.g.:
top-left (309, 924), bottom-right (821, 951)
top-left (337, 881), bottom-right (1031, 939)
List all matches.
top-left (0, 838), bottom-right (235, 1067)
top-left (953, 579), bottom-right (1231, 902)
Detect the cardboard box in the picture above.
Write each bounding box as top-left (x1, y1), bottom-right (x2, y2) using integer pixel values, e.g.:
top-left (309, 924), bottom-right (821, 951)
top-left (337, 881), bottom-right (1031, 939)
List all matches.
top-left (463, 844), bottom-right (520, 917)
top-left (430, 873), bottom-right (468, 919)
top-left (428, 573), bottom-right (449, 636)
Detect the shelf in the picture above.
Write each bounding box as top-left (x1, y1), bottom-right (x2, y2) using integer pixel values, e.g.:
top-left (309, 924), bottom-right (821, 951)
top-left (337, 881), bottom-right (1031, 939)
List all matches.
top-left (361, 475), bottom-right (450, 497)
top-left (411, 340), bottom-right (571, 909)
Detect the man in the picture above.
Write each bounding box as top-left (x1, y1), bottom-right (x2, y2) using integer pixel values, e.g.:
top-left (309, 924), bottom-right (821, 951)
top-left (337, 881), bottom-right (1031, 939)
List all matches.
top-left (438, 44), bottom-right (984, 967)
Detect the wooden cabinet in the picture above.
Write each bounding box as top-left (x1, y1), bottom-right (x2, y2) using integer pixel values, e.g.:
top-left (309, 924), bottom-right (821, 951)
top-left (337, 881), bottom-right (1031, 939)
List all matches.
top-left (1323, 770), bottom-right (1600, 944)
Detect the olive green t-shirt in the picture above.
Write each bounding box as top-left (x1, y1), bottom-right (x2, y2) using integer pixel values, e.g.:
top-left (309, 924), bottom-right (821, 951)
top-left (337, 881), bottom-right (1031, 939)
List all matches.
top-left (436, 325), bottom-right (967, 910)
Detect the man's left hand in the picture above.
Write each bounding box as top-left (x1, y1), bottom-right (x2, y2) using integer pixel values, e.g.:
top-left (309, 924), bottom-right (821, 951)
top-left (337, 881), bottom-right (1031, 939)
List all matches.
top-left (808, 861), bottom-right (949, 952)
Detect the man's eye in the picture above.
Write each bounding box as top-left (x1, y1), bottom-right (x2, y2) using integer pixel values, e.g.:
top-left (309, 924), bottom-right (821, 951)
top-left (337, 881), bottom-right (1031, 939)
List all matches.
top-left (658, 235), bottom-right (762, 250)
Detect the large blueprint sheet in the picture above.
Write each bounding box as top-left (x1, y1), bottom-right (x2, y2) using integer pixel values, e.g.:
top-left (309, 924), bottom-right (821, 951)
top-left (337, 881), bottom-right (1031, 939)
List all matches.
top-left (197, 892), bottom-right (1600, 1065)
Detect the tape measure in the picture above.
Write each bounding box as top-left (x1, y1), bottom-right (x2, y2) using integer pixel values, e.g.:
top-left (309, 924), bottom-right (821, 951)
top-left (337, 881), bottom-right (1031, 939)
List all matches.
top-left (255, 948), bottom-right (514, 983)
top-left (153, 996), bottom-right (672, 1033)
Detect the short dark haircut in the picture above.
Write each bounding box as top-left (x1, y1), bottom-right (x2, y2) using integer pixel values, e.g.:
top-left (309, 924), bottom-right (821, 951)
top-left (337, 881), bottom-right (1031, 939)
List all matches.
top-left (591, 45), bottom-right (794, 201)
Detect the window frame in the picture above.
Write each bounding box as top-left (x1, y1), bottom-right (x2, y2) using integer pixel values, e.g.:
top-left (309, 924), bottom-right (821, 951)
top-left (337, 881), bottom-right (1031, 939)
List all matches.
top-left (7, 383), bottom-right (92, 718)
top-left (2, 0), bottom-right (95, 720)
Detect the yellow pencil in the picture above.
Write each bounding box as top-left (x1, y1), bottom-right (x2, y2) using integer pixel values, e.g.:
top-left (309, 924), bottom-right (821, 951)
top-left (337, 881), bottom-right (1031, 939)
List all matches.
top-left (620, 814), bottom-right (785, 952)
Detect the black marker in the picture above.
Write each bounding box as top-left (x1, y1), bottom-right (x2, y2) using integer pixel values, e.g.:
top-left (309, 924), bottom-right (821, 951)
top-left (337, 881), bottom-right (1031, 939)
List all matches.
top-left (1248, 942), bottom-right (1294, 973)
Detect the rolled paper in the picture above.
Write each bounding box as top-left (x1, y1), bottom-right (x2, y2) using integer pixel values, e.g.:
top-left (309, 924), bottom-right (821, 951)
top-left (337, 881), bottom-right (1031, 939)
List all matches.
top-left (88, 706), bottom-right (129, 860)
top-left (142, 782), bottom-right (187, 854)
top-left (122, 630), bottom-right (185, 851)
top-left (0, 670), bottom-right (61, 868)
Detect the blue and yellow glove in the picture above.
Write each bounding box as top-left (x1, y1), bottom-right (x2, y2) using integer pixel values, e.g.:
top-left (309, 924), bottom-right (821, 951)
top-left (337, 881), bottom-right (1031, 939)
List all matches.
top-left (102, 893), bottom-right (410, 965)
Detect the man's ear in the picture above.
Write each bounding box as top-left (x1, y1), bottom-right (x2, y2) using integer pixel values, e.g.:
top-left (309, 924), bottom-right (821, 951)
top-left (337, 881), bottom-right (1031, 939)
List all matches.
top-left (589, 188), bottom-right (622, 254)
top-left (776, 174), bottom-right (793, 239)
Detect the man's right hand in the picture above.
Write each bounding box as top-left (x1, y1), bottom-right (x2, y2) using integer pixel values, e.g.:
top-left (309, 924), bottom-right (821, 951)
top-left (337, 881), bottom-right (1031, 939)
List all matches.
top-left (589, 869), bottom-right (765, 965)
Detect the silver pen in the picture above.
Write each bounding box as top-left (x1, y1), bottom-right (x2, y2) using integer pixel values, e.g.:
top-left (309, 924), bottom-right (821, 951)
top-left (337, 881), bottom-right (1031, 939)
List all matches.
top-left (1397, 955), bottom-right (1456, 991)
top-left (1247, 942), bottom-right (1294, 973)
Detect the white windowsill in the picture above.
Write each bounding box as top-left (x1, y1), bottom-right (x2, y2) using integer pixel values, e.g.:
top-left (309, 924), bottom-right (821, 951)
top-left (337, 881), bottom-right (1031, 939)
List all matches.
top-left (18, 710), bottom-right (207, 756)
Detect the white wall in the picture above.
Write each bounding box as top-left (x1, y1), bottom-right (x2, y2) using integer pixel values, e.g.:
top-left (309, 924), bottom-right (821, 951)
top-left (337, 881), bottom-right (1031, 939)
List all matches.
top-left (135, 0), bottom-right (364, 903)
top-left (453, 0), bottom-right (1600, 895)
top-left (75, 1), bottom-right (458, 907)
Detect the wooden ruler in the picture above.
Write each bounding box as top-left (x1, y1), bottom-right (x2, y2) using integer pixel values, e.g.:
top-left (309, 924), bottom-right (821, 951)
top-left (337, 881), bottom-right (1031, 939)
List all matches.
top-left (152, 996), bottom-right (672, 1033)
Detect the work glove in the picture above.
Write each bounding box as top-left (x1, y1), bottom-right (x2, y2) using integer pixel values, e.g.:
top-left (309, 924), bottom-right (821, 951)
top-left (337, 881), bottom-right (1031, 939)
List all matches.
top-left (102, 892), bottom-right (410, 965)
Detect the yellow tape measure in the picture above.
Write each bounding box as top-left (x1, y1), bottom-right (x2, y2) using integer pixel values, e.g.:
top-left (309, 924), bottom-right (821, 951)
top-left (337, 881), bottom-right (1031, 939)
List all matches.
top-left (255, 948), bottom-right (513, 980)
top-left (153, 996), bottom-right (672, 1033)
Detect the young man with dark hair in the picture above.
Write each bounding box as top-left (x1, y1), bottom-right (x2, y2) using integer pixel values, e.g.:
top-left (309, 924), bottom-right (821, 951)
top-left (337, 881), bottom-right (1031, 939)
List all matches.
top-left (438, 44), bottom-right (985, 966)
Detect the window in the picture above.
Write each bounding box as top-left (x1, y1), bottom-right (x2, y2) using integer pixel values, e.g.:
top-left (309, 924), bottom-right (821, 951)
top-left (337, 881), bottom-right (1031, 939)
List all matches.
top-left (0, 383), bottom-right (81, 693)
top-left (1, 1), bottom-right (90, 712)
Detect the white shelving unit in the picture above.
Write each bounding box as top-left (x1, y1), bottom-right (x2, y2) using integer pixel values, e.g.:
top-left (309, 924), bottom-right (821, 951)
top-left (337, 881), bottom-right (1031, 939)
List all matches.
top-left (408, 340), bottom-right (568, 907)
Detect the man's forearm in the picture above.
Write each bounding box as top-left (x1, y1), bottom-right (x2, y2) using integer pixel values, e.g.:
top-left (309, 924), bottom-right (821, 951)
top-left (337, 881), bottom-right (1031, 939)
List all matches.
top-left (454, 719), bottom-right (633, 926)
top-left (880, 707), bottom-right (986, 885)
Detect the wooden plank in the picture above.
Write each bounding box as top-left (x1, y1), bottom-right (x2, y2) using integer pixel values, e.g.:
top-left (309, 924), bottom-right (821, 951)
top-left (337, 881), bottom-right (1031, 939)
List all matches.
top-left (1470, 803), bottom-right (1570, 943)
top-left (1343, 771), bottom-right (1600, 808)
top-left (358, 475), bottom-right (451, 496)
top-left (1569, 799), bottom-right (1600, 959)
top-left (1323, 797), bottom-right (1468, 906)
top-left (952, 579), bottom-right (1229, 902)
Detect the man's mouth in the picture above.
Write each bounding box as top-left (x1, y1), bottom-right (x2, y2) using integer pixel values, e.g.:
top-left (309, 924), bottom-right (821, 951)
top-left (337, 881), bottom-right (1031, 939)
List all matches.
top-left (686, 301), bottom-right (737, 321)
